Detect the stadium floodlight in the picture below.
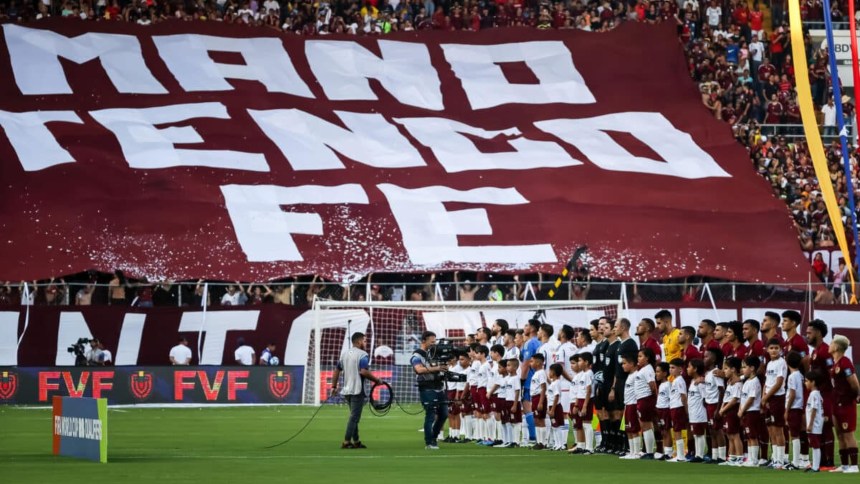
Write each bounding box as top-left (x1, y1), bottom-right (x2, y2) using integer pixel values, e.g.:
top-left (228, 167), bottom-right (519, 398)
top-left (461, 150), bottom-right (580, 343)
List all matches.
top-left (305, 299), bottom-right (622, 406)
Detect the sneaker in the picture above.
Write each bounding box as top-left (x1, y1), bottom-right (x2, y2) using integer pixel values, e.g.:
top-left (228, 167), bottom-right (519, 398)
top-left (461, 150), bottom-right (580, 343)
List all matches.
top-left (717, 459), bottom-right (734, 466)
top-left (493, 440), bottom-right (503, 446)
top-left (352, 441), bottom-right (367, 449)
top-left (687, 457), bottom-right (704, 463)
top-left (829, 466), bottom-right (846, 473)
top-left (666, 457), bottom-right (686, 463)
top-left (425, 444), bottom-right (439, 450)
top-left (742, 459), bottom-right (759, 467)
top-left (620, 453), bottom-right (637, 460)
top-left (340, 442), bottom-right (354, 449)
top-left (654, 452), bottom-right (663, 460)
top-left (533, 443), bottom-right (546, 450)
top-left (703, 456), bottom-right (713, 464)
top-left (845, 467), bottom-right (860, 474)
top-left (783, 463), bottom-right (798, 471)
top-left (758, 459), bottom-right (770, 467)
top-left (659, 454), bottom-right (672, 461)
top-left (640, 453), bottom-right (655, 460)
top-left (819, 466), bottom-right (836, 472)
top-left (594, 445), bottom-right (607, 454)
top-left (804, 468), bottom-right (819, 473)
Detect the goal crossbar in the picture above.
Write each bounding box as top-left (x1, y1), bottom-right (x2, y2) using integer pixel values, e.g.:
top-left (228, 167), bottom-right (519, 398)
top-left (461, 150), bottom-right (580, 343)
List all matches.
top-left (307, 299), bottom-right (623, 406)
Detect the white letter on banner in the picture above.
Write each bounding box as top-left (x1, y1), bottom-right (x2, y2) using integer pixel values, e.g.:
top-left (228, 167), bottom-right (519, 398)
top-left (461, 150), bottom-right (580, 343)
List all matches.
top-left (178, 311), bottom-right (259, 365)
top-left (394, 117), bottom-right (582, 173)
top-left (440, 41), bottom-right (595, 110)
top-left (3, 24), bottom-right (167, 95)
top-left (305, 40), bottom-right (443, 110)
top-left (377, 184), bottom-right (556, 264)
top-left (90, 102), bottom-right (269, 171)
top-left (535, 112), bottom-right (730, 179)
top-left (249, 109), bottom-right (425, 171)
top-left (153, 35), bottom-right (313, 97)
top-left (0, 110), bottom-right (83, 171)
top-left (220, 184), bottom-right (369, 262)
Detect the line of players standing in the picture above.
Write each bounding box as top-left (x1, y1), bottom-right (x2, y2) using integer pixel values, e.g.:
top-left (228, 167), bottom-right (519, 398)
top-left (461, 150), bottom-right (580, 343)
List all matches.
top-left (442, 311), bottom-right (859, 473)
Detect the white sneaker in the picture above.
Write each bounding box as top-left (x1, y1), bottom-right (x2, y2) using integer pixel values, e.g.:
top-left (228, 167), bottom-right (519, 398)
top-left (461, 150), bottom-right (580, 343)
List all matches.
top-left (743, 459), bottom-right (759, 467)
top-left (654, 452), bottom-right (663, 460)
top-left (829, 466), bottom-right (846, 473)
top-left (844, 466), bottom-right (859, 474)
top-left (667, 457), bottom-right (685, 463)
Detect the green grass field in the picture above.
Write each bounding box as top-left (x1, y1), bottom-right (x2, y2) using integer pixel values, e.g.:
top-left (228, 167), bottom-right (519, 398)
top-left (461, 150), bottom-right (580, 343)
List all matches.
top-left (1, 405), bottom-right (858, 484)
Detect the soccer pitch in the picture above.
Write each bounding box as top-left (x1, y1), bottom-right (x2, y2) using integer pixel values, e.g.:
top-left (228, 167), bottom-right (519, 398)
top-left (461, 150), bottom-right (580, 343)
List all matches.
top-left (1, 405), bottom-right (858, 483)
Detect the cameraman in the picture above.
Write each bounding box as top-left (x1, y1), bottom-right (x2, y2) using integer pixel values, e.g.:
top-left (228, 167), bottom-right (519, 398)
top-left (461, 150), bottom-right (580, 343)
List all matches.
top-left (411, 331), bottom-right (449, 450)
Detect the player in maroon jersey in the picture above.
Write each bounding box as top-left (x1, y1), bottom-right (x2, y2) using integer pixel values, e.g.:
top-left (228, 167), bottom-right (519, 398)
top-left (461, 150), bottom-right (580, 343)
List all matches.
top-left (697, 319), bottom-right (720, 353)
top-left (743, 319), bottom-right (767, 370)
top-left (806, 319), bottom-right (835, 469)
top-left (715, 323), bottom-right (733, 358)
top-left (761, 312), bottom-right (784, 347)
top-left (679, 326), bottom-right (703, 367)
top-left (725, 322), bottom-right (747, 360)
top-left (829, 335), bottom-right (859, 473)
top-left (781, 310), bottom-right (809, 360)
top-left (637, 318), bottom-right (663, 363)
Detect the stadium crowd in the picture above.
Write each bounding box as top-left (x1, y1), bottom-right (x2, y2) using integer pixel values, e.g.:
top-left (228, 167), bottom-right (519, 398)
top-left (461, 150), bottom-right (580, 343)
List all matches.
top-left (0, 0), bottom-right (858, 293)
top-left (439, 313), bottom-right (859, 472)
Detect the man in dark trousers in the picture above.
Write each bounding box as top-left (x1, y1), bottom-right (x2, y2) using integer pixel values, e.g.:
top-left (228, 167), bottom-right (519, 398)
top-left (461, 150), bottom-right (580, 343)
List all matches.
top-left (331, 332), bottom-right (383, 449)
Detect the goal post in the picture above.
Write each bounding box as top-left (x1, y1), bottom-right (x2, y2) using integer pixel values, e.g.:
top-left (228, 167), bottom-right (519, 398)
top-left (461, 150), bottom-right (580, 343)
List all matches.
top-left (305, 299), bottom-right (623, 406)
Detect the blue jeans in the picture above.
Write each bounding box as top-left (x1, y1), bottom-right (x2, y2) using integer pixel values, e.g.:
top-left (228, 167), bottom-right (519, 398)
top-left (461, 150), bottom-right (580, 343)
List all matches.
top-left (419, 388), bottom-right (448, 445)
top-left (344, 394), bottom-right (365, 442)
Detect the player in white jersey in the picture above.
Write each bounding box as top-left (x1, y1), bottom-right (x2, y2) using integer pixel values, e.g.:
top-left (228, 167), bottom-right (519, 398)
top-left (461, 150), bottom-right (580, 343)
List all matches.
top-left (634, 348), bottom-right (658, 458)
top-left (529, 353), bottom-right (549, 449)
top-left (654, 362), bottom-right (673, 460)
top-left (762, 338), bottom-right (788, 468)
top-left (703, 348), bottom-right (726, 463)
top-left (445, 352), bottom-right (469, 442)
top-left (474, 345), bottom-right (493, 444)
top-left (500, 359), bottom-right (523, 448)
top-left (537, 324), bottom-right (559, 370)
top-left (570, 353), bottom-right (595, 454)
top-left (686, 359), bottom-right (708, 462)
top-left (503, 330), bottom-right (520, 361)
top-left (667, 358), bottom-right (688, 462)
top-left (546, 363), bottom-right (567, 450)
top-left (556, 325), bottom-right (578, 378)
top-left (739, 356), bottom-right (763, 467)
top-left (805, 370), bottom-right (825, 472)
top-left (486, 345), bottom-right (506, 445)
top-left (575, 329), bottom-right (597, 355)
top-left (620, 353), bottom-right (642, 459)
top-left (465, 345), bottom-right (480, 441)
top-left (719, 356), bottom-right (744, 466)
top-left (784, 351), bottom-right (806, 469)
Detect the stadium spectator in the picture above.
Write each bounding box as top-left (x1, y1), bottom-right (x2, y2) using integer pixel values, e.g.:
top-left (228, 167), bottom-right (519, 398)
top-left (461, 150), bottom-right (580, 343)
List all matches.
top-left (43, 278), bottom-right (66, 305)
top-left (259, 342), bottom-right (277, 365)
top-left (221, 283), bottom-right (245, 306)
top-left (108, 270), bottom-right (127, 306)
top-left (234, 337), bottom-right (255, 365)
top-left (75, 283), bottom-right (95, 306)
top-left (246, 284), bottom-right (273, 305)
top-left (170, 337), bottom-right (193, 365)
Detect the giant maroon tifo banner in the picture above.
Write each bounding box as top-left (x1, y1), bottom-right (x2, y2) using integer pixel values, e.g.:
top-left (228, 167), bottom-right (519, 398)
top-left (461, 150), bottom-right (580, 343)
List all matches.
top-left (0, 21), bottom-right (812, 283)
top-left (1, 304), bottom-right (859, 368)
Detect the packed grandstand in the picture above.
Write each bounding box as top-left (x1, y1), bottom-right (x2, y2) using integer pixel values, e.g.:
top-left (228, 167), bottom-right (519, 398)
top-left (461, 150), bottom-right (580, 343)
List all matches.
top-left (0, 0), bottom-right (857, 302)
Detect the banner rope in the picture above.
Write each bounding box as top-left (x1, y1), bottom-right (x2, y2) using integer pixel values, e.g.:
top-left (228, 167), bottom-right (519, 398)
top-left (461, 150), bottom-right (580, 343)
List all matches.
top-left (198, 283), bottom-right (208, 363)
top-left (849, 0), bottom-right (860, 147)
top-left (17, 282), bottom-right (30, 346)
top-left (788, 0), bottom-right (857, 302)
top-left (822, 0), bottom-right (860, 292)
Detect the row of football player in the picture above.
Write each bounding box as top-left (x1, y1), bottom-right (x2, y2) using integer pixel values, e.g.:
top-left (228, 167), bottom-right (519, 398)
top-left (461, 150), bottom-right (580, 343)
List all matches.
top-left (440, 335), bottom-right (859, 473)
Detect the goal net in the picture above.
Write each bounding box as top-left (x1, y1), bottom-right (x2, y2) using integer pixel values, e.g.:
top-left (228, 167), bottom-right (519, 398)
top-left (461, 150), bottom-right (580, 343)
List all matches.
top-left (303, 299), bottom-right (622, 406)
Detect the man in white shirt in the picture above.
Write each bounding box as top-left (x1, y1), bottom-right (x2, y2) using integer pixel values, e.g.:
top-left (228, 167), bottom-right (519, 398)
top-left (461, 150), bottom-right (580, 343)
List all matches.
top-left (749, 34), bottom-right (765, 74)
top-left (169, 337), bottom-right (192, 365)
top-left (262, 0), bottom-right (279, 12)
top-left (705, 0), bottom-right (721, 28)
top-left (822, 98), bottom-right (837, 136)
top-left (235, 338), bottom-right (255, 365)
top-left (221, 284), bottom-right (245, 306)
